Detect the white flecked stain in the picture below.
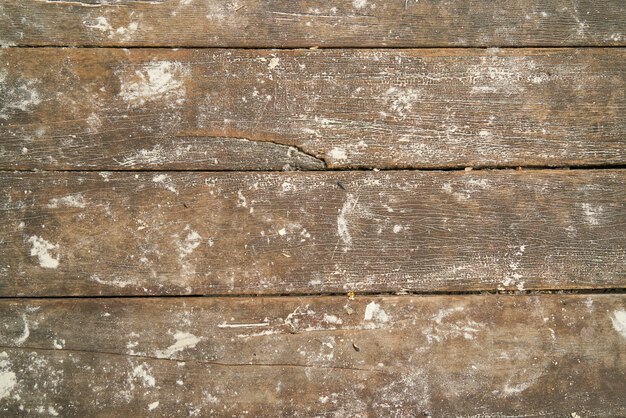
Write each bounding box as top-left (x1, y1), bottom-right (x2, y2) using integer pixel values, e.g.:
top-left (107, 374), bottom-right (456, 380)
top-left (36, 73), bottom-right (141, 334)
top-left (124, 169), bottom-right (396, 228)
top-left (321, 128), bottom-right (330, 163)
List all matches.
top-left (119, 61), bottom-right (188, 108)
top-left (611, 309), bottom-right (626, 339)
top-left (156, 331), bottom-right (202, 358)
top-left (364, 302), bottom-right (389, 323)
top-left (47, 193), bottom-right (86, 209)
top-left (0, 352), bottom-right (17, 400)
top-left (28, 236), bottom-right (59, 269)
top-left (337, 193), bottom-right (358, 251)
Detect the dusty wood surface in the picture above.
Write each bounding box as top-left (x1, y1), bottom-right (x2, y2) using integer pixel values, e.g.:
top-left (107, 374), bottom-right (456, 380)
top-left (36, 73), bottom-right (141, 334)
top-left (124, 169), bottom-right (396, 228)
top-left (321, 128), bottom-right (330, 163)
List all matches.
top-left (1, 48), bottom-right (625, 170)
top-left (2, 2), bottom-right (626, 416)
top-left (1, 1), bottom-right (625, 47)
top-left (1, 170), bottom-right (624, 296)
top-left (0, 294), bottom-right (625, 416)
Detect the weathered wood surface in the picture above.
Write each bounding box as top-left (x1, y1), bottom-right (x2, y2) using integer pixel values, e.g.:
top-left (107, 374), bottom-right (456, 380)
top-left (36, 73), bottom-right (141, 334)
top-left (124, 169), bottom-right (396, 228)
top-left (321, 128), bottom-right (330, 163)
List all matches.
top-left (2, 170), bottom-right (624, 296)
top-left (1, 48), bottom-right (625, 170)
top-left (1, 1), bottom-right (625, 48)
top-left (0, 295), bottom-right (625, 416)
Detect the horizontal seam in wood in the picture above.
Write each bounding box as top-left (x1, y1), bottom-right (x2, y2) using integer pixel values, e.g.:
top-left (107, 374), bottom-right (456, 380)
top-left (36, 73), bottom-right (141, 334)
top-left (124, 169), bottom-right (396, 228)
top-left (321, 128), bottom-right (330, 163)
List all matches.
top-left (1, 165), bottom-right (626, 173)
top-left (0, 345), bottom-right (389, 374)
top-left (3, 45), bottom-right (626, 50)
top-left (1, 288), bottom-right (624, 300)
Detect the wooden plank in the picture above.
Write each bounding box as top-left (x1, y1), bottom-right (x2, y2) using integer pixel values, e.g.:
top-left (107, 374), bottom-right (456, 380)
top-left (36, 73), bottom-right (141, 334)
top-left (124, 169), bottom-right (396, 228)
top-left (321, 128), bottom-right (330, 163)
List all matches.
top-left (1, 1), bottom-right (625, 47)
top-left (1, 170), bottom-right (624, 296)
top-left (1, 48), bottom-right (625, 170)
top-left (0, 294), bottom-right (624, 416)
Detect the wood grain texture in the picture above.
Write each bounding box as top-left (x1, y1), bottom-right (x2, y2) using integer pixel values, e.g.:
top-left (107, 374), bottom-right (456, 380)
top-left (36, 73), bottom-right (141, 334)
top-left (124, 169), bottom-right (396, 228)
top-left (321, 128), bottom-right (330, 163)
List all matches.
top-left (1, 170), bottom-right (624, 296)
top-left (0, 294), bottom-right (625, 416)
top-left (1, 1), bottom-right (625, 47)
top-left (1, 48), bottom-right (625, 170)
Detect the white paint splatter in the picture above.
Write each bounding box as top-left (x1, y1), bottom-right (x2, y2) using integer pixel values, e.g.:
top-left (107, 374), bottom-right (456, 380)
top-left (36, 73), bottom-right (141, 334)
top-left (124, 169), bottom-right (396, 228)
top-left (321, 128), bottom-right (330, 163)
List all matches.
top-left (424, 307), bottom-right (485, 343)
top-left (28, 236), bottom-right (59, 269)
top-left (383, 87), bottom-right (421, 118)
top-left (281, 181), bottom-right (295, 192)
top-left (328, 147), bottom-right (347, 161)
top-left (284, 305), bottom-right (316, 332)
top-left (432, 306), bottom-right (464, 324)
top-left (0, 73), bottom-right (42, 120)
top-left (217, 322), bottom-right (269, 328)
top-left (611, 309), bottom-right (626, 339)
top-left (0, 352), bottom-right (16, 400)
top-left (364, 302), bottom-right (389, 323)
top-left (115, 145), bottom-right (171, 167)
top-left (82, 16), bottom-right (140, 41)
top-left (90, 274), bottom-right (136, 288)
top-left (235, 329), bottom-right (280, 339)
top-left (15, 314), bottom-right (29, 345)
top-left (467, 56), bottom-right (548, 96)
top-left (503, 380), bottom-right (535, 395)
top-left (175, 229), bottom-right (202, 258)
top-left (392, 225), bottom-right (403, 233)
top-left (581, 203), bottom-right (603, 225)
top-left (87, 112), bottom-right (102, 132)
top-left (47, 193), bottom-right (86, 209)
top-left (119, 61), bottom-right (188, 108)
top-left (501, 245), bottom-right (527, 290)
top-left (268, 57), bottom-right (280, 70)
top-left (352, 0), bottom-right (367, 9)
top-left (337, 193), bottom-right (358, 251)
top-left (83, 16), bottom-right (112, 32)
top-left (323, 314), bottom-right (343, 325)
top-left (172, 226), bottom-right (203, 277)
top-left (156, 331), bottom-right (201, 358)
top-left (148, 401), bottom-right (160, 411)
top-left (131, 363), bottom-right (156, 387)
top-left (237, 190), bottom-right (247, 208)
top-left (152, 173), bottom-right (178, 194)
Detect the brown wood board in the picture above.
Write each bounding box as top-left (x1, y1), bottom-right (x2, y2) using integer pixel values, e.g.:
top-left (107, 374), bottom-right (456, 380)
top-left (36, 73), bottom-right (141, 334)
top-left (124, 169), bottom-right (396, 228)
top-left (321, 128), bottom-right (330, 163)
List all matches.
top-left (2, 1), bottom-right (626, 416)
top-left (1, 0), bottom-right (626, 47)
top-left (1, 48), bottom-right (625, 170)
top-left (1, 170), bottom-right (624, 296)
top-left (0, 294), bottom-right (624, 416)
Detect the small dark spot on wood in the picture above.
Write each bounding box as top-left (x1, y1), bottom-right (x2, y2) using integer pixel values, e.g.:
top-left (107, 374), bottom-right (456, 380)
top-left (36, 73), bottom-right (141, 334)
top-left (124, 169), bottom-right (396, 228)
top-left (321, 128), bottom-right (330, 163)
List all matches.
top-left (183, 202), bottom-right (189, 208)
top-left (337, 182), bottom-right (346, 191)
top-left (352, 343), bottom-right (360, 352)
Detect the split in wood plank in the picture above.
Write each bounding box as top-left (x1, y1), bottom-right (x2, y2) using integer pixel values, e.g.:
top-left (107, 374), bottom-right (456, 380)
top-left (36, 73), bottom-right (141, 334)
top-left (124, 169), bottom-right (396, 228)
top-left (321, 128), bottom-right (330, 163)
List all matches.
top-left (1, 170), bottom-right (624, 296)
top-left (1, 1), bottom-right (626, 47)
top-left (0, 294), bottom-right (624, 416)
top-left (1, 48), bottom-right (624, 170)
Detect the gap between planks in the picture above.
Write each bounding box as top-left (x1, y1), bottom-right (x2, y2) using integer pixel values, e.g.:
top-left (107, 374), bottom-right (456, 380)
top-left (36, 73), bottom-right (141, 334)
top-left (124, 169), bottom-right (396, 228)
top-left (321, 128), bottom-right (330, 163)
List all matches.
top-left (4, 45), bottom-right (626, 50)
top-left (2, 164), bottom-right (626, 173)
top-left (1, 288), bottom-right (625, 300)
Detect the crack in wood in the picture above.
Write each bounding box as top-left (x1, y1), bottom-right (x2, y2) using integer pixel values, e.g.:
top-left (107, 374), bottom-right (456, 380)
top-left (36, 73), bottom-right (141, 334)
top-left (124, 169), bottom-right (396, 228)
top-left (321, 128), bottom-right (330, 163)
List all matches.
top-left (175, 130), bottom-right (327, 169)
top-left (0, 345), bottom-right (388, 374)
top-left (36, 0), bottom-right (163, 7)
